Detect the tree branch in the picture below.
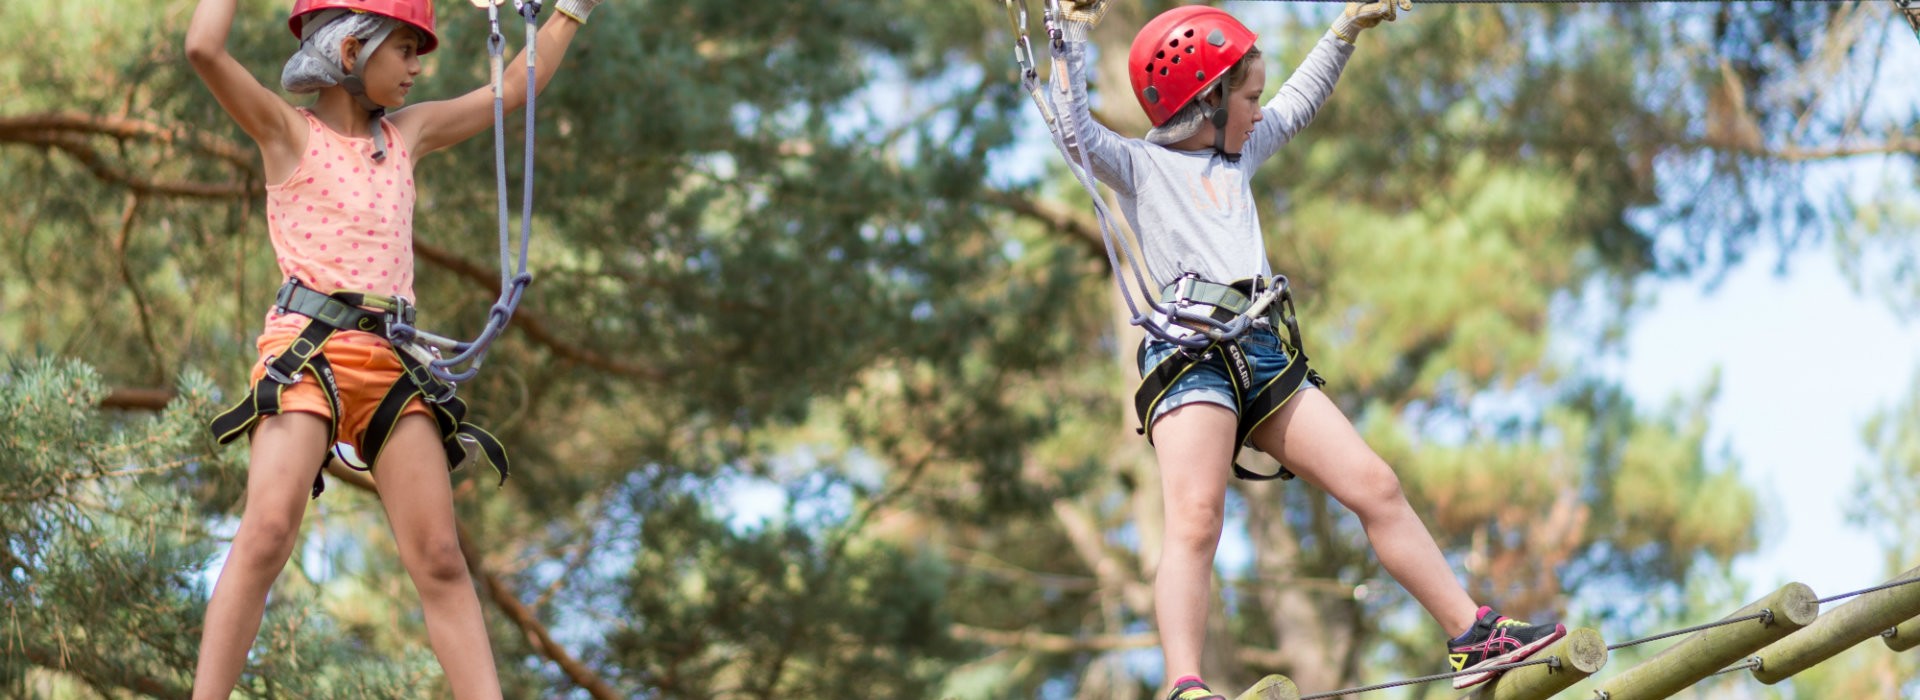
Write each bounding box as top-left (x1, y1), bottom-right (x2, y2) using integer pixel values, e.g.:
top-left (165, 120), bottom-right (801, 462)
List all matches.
top-left (1050, 500), bottom-right (1154, 613)
top-left (951, 622), bottom-right (1290, 669)
top-left (460, 521), bottom-right (624, 700)
top-left (10, 131), bottom-right (252, 199)
top-left (949, 623), bottom-right (1157, 654)
top-left (100, 387), bottom-right (178, 411)
top-left (0, 111), bottom-right (255, 168)
top-left (19, 643), bottom-right (189, 700)
top-left (983, 187), bottom-right (1108, 261)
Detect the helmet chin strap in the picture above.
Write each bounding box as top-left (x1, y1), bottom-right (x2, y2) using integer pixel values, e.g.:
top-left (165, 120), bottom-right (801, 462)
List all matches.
top-left (299, 16), bottom-right (398, 160)
top-left (1207, 84), bottom-right (1239, 163)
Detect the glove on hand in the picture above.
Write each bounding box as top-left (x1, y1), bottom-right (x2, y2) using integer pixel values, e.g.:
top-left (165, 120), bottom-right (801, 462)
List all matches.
top-left (554, 0), bottom-right (602, 23)
top-left (1060, 0), bottom-right (1107, 28)
top-left (1332, 0), bottom-right (1411, 44)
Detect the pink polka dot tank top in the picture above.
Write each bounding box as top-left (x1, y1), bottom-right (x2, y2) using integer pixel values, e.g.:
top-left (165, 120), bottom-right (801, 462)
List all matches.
top-left (262, 109), bottom-right (417, 341)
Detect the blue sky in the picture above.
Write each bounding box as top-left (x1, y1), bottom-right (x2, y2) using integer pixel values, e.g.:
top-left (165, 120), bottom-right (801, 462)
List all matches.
top-left (1618, 241), bottom-right (1920, 599)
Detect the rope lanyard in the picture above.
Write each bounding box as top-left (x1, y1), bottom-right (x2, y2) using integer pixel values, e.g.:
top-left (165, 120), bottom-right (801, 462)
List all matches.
top-left (1002, 0), bottom-right (1280, 350)
top-left (388, 0), bottom-right (540, 384)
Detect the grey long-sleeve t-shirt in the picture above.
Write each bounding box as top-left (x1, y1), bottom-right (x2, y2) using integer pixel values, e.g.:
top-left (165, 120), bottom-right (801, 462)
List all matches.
top-left (1055, 28), bottom-right (1353, 293)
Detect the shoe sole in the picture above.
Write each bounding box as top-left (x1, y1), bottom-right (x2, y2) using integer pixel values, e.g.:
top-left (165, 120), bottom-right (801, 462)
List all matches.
top-left (1451, 624), bottom-right (1568, 690)
top-left (1234, 675), bottom-right (1299, 700)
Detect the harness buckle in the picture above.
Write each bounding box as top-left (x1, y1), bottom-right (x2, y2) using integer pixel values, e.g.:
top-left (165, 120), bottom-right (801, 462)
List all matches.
top-left (388, 295), bottom-right (417, 328)
top-left (274, 278), bottom-right (304, 314)
top-left (401, 352), bottom-right (456, 404)
top-left (261, 355), bottom-right (304, 385)
top-left (1173, 273), bottom-right (1198, 307)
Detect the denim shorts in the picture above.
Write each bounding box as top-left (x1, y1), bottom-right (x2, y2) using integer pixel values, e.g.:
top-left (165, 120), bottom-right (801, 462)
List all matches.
top-left (1136, 326), bottom-right (1319, 433)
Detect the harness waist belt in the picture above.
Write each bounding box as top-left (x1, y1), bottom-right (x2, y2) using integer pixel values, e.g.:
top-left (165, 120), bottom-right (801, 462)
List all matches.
top-left (1136, 276), bottom-right (1323, 482)
top-left (209, 279), bottom-right (510, 499)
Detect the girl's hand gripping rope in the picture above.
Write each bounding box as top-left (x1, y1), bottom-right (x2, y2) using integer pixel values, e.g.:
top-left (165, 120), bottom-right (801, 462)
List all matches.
top-left (553, 0), bottom-right (603, 23)
top-left (1333, 0), bottom-right (1411, 44)
top-left (1057, 0), bottom-right (1107, 28)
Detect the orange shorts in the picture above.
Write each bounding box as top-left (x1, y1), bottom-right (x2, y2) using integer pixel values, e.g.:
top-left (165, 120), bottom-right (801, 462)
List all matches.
top-left (250, 329), bottom-right (431, 461)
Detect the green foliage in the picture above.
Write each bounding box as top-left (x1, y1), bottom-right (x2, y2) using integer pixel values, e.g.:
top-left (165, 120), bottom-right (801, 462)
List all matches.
top-left (3, 0), bottom-right (1915, 697)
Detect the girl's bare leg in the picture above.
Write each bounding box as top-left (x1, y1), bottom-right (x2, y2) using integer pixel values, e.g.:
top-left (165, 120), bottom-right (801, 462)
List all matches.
top-left (1150, 403), bottom-right (1240, 691)
top-left (373, 414), bottom-right (502, 700)
top-left (192, 412), bottom-right (331, 699)
top-left (1251, 389), bottom-right (1477, 637)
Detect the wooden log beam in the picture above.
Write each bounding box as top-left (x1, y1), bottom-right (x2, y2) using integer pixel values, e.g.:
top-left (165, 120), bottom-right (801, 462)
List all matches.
top-left (1592, 583), bottom-right (1818, 700)
top-left (1233, 674), bottom-right (1299, 700)
top-left (1754, 567), bottom-right (1920, 684)
top-left (1465, 628), bottom-right (1608, 700)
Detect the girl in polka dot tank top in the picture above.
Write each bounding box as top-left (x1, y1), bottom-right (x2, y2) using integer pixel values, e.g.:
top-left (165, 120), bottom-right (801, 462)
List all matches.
top-left (261, 110), bottom-right (419, 343)
top-left (186, 0), bottom-right (603, 697)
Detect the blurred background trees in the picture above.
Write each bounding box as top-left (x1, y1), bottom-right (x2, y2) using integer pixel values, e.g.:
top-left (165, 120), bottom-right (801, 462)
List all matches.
top-left (3, 0), bottom-right (1916, 697)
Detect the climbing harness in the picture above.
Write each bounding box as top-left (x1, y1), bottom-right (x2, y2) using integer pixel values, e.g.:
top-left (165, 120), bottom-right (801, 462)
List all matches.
top-left (1132, 275), bottom-right (1325, 481)
top-left (210, 280), bottom-right (510, 498)
top-left (388, 0), bottom-right (543, 384)
top-left (999, 0), bottom-right (1287, 351)
top-left (210, 0), bottom-right (541, 493)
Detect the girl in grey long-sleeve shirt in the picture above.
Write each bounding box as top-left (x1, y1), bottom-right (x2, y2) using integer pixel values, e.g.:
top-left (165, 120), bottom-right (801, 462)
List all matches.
top-left (1056, 5), bottom-right (1566, 699)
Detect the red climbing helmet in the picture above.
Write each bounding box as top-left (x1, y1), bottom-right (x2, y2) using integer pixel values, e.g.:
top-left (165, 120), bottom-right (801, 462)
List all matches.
top-left (1127, 5), bottom-right (1259, 127)
top-left (288, 0), bottom-right (439, 55)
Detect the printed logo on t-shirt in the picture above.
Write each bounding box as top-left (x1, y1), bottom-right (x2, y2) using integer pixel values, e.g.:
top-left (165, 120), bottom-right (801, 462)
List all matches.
top-left (1186, 168), bottom-right (1245, 214)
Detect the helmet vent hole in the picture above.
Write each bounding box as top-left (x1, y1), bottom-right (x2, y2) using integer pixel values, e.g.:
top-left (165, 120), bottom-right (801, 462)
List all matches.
top-left (1185, 46), bottom-right (1195, 54)
top-left (1171, 55), bottom-right (1181, 64)
top-left (1159, 67), bottom-right (1169, 76)
top-left (1184, 29), bottom-right (1196, 38)
top-left (1157, 50), bottom-right (1166, 59)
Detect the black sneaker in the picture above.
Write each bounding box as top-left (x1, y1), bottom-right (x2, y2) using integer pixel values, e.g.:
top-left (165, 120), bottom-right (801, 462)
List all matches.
top-left (1446, 606), bottom-right (1567, 689)
top-left (1168, 678), bottom-right (1225, 700)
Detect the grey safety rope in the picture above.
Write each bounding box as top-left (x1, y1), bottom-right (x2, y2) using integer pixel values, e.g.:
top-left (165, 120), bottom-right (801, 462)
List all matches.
top-left (389, 0), bottom-right (539, 384)
top-left (1003, 0), bottom-right (1280, 350)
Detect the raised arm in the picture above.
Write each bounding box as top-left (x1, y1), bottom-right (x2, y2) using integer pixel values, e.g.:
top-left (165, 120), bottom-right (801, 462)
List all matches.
top-left (1238, 33), bottom-right (1353, 167)
top-left (185, 0), bottom-right (306, 171)
top-left (1053, 21), bottom-right (1141, 195)
top-left (1240, 0), bottom-right (1403, 167)
top-left (391, 2), bottom-right (594, 157)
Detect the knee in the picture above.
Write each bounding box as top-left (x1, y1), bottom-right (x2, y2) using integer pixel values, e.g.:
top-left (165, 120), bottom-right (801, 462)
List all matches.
top-left (231, 517), bottom-right (300, 570)
top-left (1163, 500), bottom-right (1226, 554)
top-left (410, 537), bottom-right (471, 588)
top-left (1349, 459), bottom-right (1408, 518)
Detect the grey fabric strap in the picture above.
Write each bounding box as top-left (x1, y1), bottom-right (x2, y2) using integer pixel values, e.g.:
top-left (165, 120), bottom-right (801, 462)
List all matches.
top-left (296, 13), bottom-right (394, 160)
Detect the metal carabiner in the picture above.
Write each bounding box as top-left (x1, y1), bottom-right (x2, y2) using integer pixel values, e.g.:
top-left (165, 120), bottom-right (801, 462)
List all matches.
top-left (1003, 0), bottom-right (1037, 78)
